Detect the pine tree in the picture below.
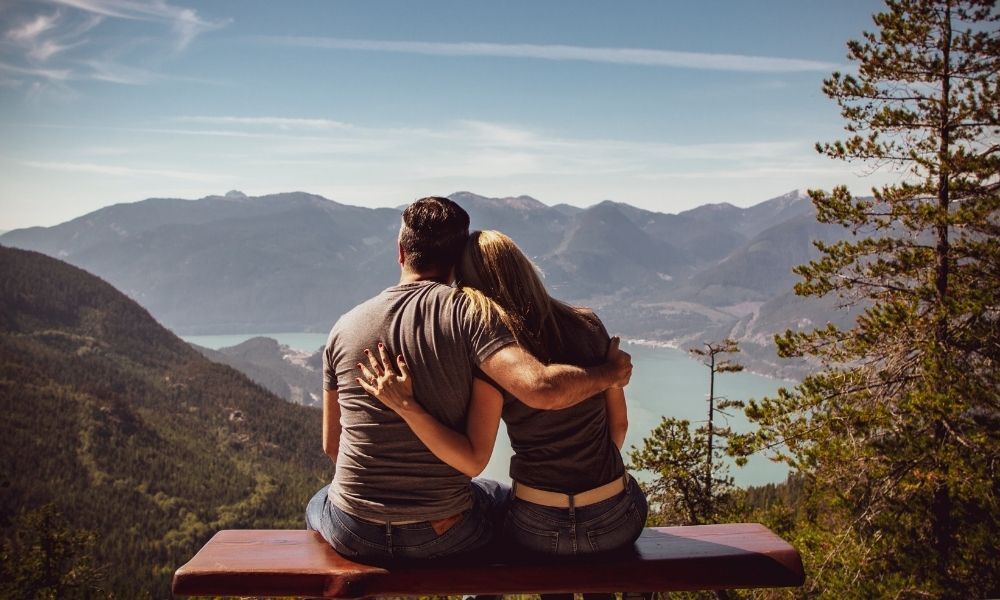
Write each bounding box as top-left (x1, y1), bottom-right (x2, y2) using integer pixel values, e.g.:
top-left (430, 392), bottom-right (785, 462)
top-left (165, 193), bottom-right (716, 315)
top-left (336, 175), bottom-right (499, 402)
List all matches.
top-left (0, 504), bottom-right (105, 599)
top-left (630, 340), bottom-right (744, 526)
top-left (688, 339), bottom-right (745, 521)
top-left (737, 0), bottom-right (999, 596)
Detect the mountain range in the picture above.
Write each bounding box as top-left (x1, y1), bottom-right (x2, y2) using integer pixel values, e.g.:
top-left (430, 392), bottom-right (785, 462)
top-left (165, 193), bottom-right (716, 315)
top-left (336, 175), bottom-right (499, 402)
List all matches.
top-left (1, 189), bottom-right (860, 378)
top-left (192, 336), bottom-right (323, 407)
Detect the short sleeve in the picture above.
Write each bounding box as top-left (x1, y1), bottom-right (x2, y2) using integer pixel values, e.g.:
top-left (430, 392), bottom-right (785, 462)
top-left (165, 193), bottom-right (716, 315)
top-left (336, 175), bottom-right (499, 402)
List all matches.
top-left (322, 340), bottom-right (338, 391)
top-left (576, 309), bottom-right (611, 359)
top-left (592, 313), bottom-right (611, 350)
top-left (473, 366), bottom-right (504, 395)
top-left (456, 293), bottom-right (515, 365)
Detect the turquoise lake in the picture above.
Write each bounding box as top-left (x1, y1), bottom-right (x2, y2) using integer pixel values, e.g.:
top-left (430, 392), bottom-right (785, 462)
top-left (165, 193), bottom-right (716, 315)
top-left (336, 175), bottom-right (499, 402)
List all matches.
top-left (182, 333), bottom-right (793, 488)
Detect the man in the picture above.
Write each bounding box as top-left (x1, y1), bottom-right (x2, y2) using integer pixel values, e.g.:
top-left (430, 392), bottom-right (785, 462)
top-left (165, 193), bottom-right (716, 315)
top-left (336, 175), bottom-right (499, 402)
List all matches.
top-left (306, 196), bottom-right (631, 565)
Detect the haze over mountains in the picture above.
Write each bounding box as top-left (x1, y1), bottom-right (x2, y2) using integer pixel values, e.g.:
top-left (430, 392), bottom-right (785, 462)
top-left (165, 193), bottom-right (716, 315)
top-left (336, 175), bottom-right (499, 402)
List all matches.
top-left (1, 189), bottom-right (858, 378)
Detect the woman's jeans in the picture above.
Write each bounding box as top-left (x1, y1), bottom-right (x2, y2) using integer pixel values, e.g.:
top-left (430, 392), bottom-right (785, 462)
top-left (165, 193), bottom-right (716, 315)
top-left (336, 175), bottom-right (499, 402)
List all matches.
top-left (306, 478), bottom-right (511, 565)
top-left (504, 475), bottom-right (648, 556)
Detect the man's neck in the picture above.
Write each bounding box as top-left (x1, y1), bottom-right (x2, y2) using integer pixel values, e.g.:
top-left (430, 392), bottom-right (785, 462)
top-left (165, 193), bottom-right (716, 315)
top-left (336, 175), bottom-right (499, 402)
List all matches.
top-left (399, 267), bottom-right (450, 285)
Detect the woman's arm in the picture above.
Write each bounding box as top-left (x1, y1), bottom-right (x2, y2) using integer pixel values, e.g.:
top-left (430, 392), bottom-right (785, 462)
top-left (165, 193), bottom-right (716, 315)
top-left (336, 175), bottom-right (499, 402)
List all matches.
top-left (605, 386), bottom-right (628, 449)
top-left (401, 378), bottom-right (502, 476)
top-left (358, 345), bottom-right (502, 477)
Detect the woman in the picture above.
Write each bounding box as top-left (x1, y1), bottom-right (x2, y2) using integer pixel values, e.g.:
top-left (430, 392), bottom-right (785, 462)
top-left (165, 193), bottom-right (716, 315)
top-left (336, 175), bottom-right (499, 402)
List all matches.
top-left (358, 230), bottom-right (647, 556)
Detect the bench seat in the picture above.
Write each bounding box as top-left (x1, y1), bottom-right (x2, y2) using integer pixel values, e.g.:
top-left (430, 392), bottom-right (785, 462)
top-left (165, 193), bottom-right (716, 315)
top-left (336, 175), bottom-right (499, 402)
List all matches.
top-left (172, 523), bottom-right (804, 598)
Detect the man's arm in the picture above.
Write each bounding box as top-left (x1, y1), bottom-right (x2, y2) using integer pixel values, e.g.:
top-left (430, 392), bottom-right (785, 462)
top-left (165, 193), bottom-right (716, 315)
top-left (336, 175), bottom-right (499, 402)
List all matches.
top-left (322, 389), bottom-right (341, 466)
top-left (479, 337), bottom-right (632, 410)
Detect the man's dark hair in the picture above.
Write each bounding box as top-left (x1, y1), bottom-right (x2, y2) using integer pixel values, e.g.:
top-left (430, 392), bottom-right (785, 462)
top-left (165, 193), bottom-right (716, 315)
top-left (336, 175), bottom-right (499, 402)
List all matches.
top-left (399, 196), bottom-right (470, 273)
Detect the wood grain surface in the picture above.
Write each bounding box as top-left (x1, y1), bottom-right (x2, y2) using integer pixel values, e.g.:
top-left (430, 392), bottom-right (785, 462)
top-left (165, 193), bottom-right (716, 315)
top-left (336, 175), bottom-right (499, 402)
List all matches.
top-left (172, 524), bottom-right (805, 597)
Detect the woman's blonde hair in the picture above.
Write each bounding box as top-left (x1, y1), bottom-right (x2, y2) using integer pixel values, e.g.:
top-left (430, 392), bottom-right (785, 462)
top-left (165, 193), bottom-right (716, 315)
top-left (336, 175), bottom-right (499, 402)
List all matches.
top-left (457, 230), bottom-right (594, 363)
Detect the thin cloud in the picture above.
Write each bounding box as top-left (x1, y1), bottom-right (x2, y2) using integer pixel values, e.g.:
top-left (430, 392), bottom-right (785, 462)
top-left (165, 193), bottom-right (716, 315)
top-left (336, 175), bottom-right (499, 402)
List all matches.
top-left (5, 11), bottom-right (75, 64)
top-left (6, 12), bottom-right (103, 63)
top-left (450, 120), bottom-right (806, 163)
top-left (46, 0), bottom-right (228, 50)
top-left (24, 116), bottom-right (828, 189)
top-left (7, 12), bottom-right (61, 43)
top-left (149, 115), bottom-right (827, 184)
top-left (83, 59), bottom-right (176, 85)
top-left (638, 165), bottom-right (852, 180)
top-left (29, 39), bottom-right (76, 61)
top-left (133, 127), bottom-right (295, 139)
top-left (22, 160), bottom-right (225, 182)
top-left (147, 116), bottom-right (813, 166)
top-left (2, 1), bottom-right (225, 95)
top-left (0, 60), bottom-right (72, 80)
top-left (0, 58), bottom-right (210, 86)
top-left (458, 120), bottom-right (538, 145)
top-left (174, 116), bottom-right (353, 130)
top-left (264, 36), bottom-right (840, 73)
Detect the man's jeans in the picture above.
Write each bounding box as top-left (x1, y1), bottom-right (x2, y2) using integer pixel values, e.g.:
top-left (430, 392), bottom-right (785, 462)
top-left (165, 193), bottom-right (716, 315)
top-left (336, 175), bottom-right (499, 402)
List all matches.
top-left (306, 478), bottom-right (511, 565)
top-left (504, 475), bottom-right (648, 555)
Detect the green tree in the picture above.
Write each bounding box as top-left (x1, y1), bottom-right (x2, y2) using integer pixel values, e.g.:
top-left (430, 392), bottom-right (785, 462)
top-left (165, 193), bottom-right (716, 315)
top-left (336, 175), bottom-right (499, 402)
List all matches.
top-left (630, 340), bottom-right (744, 526)
top-left (737, 0), bottom-right (999, 596)
top-left (688, 339), bottom-right (746, 520)
top-left (0, 504), bottom-right (106, 599)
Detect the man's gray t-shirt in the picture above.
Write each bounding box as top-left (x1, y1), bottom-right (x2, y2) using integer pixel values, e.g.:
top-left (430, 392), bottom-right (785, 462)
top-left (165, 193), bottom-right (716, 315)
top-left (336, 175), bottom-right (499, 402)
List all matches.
top-left (323, 280), bottom-right (514, 522)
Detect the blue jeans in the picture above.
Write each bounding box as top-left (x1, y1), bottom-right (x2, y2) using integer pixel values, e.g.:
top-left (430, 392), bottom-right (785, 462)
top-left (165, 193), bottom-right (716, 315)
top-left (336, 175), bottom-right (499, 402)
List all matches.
top-left (306, 478), bottom-right (511, 566)
top-left (504, 475), bottom-right (648, 556)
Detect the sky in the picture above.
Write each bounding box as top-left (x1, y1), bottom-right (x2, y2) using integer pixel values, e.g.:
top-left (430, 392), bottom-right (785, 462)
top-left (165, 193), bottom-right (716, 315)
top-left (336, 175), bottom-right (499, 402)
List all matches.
top-left (0, 0), bottom-right (899, 230)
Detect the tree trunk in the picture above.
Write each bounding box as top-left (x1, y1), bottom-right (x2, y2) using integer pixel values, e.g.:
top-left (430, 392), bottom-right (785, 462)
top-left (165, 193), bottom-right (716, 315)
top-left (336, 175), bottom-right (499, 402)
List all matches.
top-left (705, 350), bottom-right (715, 521)
top-left (931, 0), bottom-right (955, 593)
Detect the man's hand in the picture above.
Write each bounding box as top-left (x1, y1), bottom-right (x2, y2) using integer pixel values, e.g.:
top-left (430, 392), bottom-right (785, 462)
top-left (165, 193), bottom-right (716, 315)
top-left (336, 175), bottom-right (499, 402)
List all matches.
top-left (605, 336), bottom-right (632, 388)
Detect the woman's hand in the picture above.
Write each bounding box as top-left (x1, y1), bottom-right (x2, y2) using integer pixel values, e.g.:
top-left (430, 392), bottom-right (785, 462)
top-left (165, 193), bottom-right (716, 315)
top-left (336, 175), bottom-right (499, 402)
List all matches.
top-left (356, 343), bottom-right (419, 416)
top-left (360, 345), bottom-right (501, 477)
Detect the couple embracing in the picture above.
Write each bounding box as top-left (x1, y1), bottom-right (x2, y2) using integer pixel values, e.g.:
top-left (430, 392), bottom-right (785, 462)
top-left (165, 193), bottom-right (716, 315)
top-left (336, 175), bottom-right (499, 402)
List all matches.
top-left (306, 196), bottom-right (648, 566)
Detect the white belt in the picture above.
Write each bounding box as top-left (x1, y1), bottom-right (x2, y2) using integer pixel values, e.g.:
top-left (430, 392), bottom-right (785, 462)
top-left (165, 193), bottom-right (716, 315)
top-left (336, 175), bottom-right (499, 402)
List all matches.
top-left (513, 474), bottom-right (628, 508)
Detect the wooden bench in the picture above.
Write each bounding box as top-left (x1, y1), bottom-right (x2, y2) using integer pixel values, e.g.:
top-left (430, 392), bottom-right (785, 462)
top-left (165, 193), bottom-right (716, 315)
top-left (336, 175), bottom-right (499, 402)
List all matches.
top-left (172, 523), bottom-right (804, 597)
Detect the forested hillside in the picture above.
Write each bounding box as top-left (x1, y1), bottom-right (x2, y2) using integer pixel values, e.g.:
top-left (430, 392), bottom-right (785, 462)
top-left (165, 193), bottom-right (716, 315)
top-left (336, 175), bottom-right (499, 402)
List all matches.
top-left (0, 246), bottom-right (329, 597)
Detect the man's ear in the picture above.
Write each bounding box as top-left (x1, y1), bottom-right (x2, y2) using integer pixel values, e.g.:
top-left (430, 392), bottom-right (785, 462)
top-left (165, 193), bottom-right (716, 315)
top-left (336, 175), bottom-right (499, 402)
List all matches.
top-left (397, 241), bottom-right (405, 267)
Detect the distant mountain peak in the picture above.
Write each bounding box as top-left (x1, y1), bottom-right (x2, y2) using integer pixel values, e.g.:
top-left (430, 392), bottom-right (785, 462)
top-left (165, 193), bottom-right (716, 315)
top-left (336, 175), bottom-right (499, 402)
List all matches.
top-left (703, 202), bottom-right (739, 211)
top-left (224, 190), bottom-right (247, 200)
top-left (502, 194), bottom-right (546, 210)
top-left (773, 188), bottom-right (809, 204)
top-left (449, 191), bottom-right (547, 211)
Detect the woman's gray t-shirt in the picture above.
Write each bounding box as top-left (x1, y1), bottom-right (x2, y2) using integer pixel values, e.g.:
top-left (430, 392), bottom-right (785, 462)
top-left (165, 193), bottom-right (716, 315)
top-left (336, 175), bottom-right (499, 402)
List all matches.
top-left (323, 280), bottom-right (513, 522)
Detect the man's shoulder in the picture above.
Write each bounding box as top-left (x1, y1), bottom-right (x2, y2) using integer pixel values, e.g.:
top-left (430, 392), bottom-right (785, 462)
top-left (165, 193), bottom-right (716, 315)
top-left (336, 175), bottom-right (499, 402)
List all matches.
top-left (329, 297), bottom-right (374, 337)
top-left (331, 282), bottom-right (460, 335)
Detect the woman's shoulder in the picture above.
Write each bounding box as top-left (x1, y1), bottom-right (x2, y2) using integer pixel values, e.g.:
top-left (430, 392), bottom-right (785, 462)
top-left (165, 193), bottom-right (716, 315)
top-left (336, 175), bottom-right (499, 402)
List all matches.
top-left (555, 306), bottom-right (610, 358)
top-left (570, 307), bottom-right (607, 337)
